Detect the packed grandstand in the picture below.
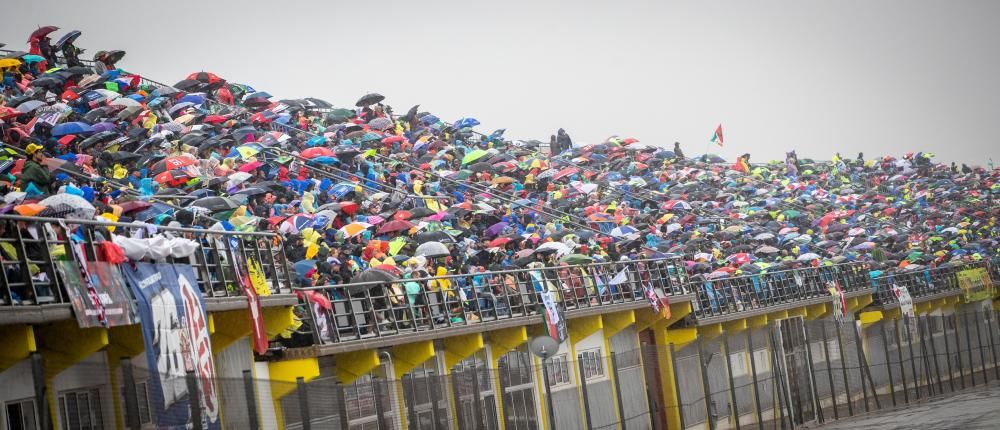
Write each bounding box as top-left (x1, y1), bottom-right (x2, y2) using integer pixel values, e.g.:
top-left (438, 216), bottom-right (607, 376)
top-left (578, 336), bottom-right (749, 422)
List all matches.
top-left (1, 28), bottom-right (998, 335)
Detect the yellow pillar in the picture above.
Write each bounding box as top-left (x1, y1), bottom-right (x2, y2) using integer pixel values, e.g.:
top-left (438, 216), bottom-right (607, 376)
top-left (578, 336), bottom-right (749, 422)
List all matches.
top-left (106, 324), bottom-right (145, 430)
top-left (651, 321), bottom-right (698, 430)
top-left (602, 311), bottom-right (635, 428)
top-left (0, 324), bottom-right (36, 372)
top-left (391, 341), bottom-right (436, 430)
top-left (268, 357), bottom-right (320, 430)
top-left (35, 321), bottom-right (110, 429)
top-left (489, 326), bottom-right (527, 430)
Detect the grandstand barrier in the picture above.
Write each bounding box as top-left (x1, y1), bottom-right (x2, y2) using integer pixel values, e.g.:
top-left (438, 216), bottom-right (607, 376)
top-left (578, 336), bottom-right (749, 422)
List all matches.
top-left (296, 257), bottom-right (690, 346)
top-left (0, 214), bottom-right (293, 308)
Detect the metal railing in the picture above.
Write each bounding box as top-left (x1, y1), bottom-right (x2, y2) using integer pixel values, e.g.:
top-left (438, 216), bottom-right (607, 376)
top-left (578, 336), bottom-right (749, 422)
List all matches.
top-left (298, 257), bottom-right (688, 345)
top-left (0, 214), bottom-right (292, 307)
top-left (870, 261), bottom-right (989, 307)
top-left (691, 263), bottom-right (872, 319)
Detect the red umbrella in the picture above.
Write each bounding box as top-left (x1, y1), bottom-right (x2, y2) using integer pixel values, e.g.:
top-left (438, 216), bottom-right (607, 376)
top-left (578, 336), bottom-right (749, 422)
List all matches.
top-left (552, 167), bottom-right (580, 181)
top-left (373, 264), bottom-right (402, 275)
top-left (300, 290), bottom-right (332, 311)
top-left (301, 147), bottom-right (335, 159)
top-left (238, 161), bottom-right (264, 173)
top-left (393, 210), bottom-right (412, 220)
top-left (339, 201), bottom-right (359, 215)
top-left (186, 71), bottom-right (225, 85)
top-left (118, 200), bottom-right (152, 214)
top-left (377, 220), bottom-right (415, 234)
top-left (250, 111), bottom-right (273, 124)
top-left (204, 115), bottom-right (229, 124)
top-left (154, 169), bottom-right (193, 187)
top-left (382, 135), bottom-right (406, 144)
top-left (489, 237), bottom-right (512, 248)
top-left (29, 26), bottom-right (59, 42)
top-left (151, 156), bottom-right (197, 175)
top-left (0, 106), bottom-right (20, 121)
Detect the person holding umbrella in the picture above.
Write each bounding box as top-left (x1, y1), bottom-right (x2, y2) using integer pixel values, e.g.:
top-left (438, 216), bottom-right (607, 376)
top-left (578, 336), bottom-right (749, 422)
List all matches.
top-left (18, 143), bottom-right (53, 194)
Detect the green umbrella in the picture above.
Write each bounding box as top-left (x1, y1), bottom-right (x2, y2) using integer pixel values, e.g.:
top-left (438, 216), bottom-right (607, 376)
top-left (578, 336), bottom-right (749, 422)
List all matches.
top-left (325, 108), bottom-right (355, 123)
top-left (453, 170), bottom-right (474, 180)
top-left (462, 149), bottom-right (488, 165)
top-left (782, 209), bottom-right (801, 218)
top-left (560, 254), bottom-right (594, 265)
top-left (389, 237), bottom-right (408, 256)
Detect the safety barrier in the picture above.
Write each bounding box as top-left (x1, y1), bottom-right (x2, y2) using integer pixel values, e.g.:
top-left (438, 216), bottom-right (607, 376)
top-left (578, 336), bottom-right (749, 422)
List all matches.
top-left (691, 263), bottom-right (871, 319)
top-left (0, 214), bottom-right (292, 307)
top-left (870, 261), bottom-right (989, 307)
top-left (298, 257), bottom-right (688, 345)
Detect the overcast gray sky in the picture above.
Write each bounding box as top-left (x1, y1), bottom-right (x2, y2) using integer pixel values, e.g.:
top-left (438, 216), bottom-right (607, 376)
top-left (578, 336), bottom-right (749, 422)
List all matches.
top-left (4, 0), bottom-right (998, 165)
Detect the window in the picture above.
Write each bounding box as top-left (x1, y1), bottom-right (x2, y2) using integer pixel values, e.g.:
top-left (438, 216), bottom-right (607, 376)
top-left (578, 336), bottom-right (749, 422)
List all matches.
top-left (578, 349), bottom-right (605, 380)
top-left (58, 387), bottom-right (104, 430)
top-left (120, 381), bottom-right (152, 425)
top-left (6, 399), bottom-right (37, 430)
top-left (728, 351), bottom-right (748, 378)
top-left (546, 354), bottom-right (572, 386)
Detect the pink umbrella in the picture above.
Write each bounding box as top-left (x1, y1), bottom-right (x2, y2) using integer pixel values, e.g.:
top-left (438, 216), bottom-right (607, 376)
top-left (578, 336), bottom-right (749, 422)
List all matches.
top-left (238, 161), bottom-right (263, 173)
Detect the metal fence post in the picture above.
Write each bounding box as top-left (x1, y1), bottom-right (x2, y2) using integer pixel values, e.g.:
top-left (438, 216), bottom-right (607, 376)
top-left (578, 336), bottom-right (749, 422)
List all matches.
top-left (851, 323), bottom-right (872, 412)
top-left (30, 352), bottom-right (51, 430)
top-left (745, 329), bottom-right (765, 429)
top-left (903, 316), bottom-right (923, 397)
top-left (987, 310), bottom-right (1000, 380)
top-left (722, 332), bottom-right (741, 430)
top-left (296, 377), bottom-right (311, 430)
top-left (668, 344), bottom-right (687, 430)
top-left (542, 359), bottom-right (557, 430)
top-left (768, 325), bottom-right (794, 430)
top-left (801, 323), bottom-right (824, 423)
top-left (834, 323), bottom-right (854, 417)
top-left (893, 319), bottom-right (910, 403)
top-left (820, 323), bottom-right (839, 419)
top-left (879, 324), bottom-right (897, 407)
top-left (955, 312), bottom-right (969, 389)
top-left (242, 370), bottom-right (260, 430)
top-left (469, 362), bottom-right (485, 430)
top-left (922, 316), bottom-right (944, 394)
top-left (696, 339), bottom-right (716, 430)
top-left (373, 375), bottom-right (391, 430)
top-left (972, 310), bottom-right (990, 384)
top-left (451, 370), bottom-right (468, 430)
top-left (916, 316), bottom-right (935, 397)
top-left (942, 316), bottom-right (956, 393)
top-left (609, 352), bottom-right (627, 430)
top-left (121, 359), bottom-right (141, 430)
top-left (187, 371), bottom-right (203, 430)
top-left (578, 354), bottom-right (595, 430)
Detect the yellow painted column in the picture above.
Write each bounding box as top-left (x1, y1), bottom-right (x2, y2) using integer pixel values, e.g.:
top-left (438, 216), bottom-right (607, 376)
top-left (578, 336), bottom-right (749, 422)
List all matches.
top-left (268, 357), bottom-right (320, 430)
top-left (442, 334), bottom-right (484, 430)
top-left (602, 311), bottom-right (635, 428)
top-left (653, 322), bottom-right (698, 430)
top-left (489, 326), bottom-right (527, 430)
top-left (105, 324), bottom-right (145, 430)
top-left (391, 341), bottom-right (436, 430)
top-left (0, 324), bottom-right (36, 372)
top-left (35, 321), bottom-right (110, 429)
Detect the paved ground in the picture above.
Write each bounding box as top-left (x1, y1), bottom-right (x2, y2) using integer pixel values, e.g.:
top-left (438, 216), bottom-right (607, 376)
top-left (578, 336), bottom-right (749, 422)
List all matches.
top-left (815, 382), bottom-right (1000, 430)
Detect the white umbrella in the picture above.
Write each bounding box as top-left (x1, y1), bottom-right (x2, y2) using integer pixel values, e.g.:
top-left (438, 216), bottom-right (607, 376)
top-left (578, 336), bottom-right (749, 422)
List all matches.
top-left (797, 253), bottom-right (821, 261)
top-left (39, 194), bottom-right (96, 219)
top-left (415, 241), bottom-right (450, 258)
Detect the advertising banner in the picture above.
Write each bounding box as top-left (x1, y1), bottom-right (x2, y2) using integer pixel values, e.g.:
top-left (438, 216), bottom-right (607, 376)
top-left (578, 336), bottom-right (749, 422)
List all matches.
top-left (123, 262), bottom-right (220, 429)
top-left (540, 291), bottom-right (568, 343)
top-left (956, 268), bottom-right (994, 302)
top-left (227, 236), bottom-right (269, 354)
top-left (55, 259), bottom-right (137, 328)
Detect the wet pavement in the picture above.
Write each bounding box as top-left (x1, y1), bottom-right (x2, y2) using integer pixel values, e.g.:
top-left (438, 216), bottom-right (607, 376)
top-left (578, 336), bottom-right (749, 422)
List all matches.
top-left (815, 382), bottom-right (1000, 430)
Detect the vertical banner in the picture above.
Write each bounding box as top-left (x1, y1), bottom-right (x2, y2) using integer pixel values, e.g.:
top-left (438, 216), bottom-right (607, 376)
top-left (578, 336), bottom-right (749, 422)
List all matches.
top-left (645, 283), bottom-right (672, 320)
top-left (123, 263), bottom-right (221, 429)
top-left (227, 236), bottom-right (269, 354)
top-left (827, 280), bottom-right (846, 322)
top-left (540, 291), bottom-right (568, 343)
top-left (892, 283), bottom-right (917, 337)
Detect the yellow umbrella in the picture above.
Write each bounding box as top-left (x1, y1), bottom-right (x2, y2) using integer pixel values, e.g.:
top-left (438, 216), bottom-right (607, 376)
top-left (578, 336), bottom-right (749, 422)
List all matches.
top-left (0, 58), bottom-right (22, 69)
top-left (236, 145), bottom-right (260, 159)
top-left (173, 113), bottom-right (196, 125)
top-left (339, 222), bottom-right (372, 238)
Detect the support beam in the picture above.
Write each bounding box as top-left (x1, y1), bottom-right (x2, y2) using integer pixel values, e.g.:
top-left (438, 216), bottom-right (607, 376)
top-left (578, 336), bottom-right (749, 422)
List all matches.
top-left (263, 306), bottom-right (298, 340)
top-left (602, 310), bottom-right (636, 339)
top-left (767, 310), bottom-right (789, 322)
top-left (806, 303), bottom-right (830, 320)
top-left (35, 321), bottom-right (109, 378)
top-left (490, 326), bottom-right (528, 359)
top-left (747, 315), bottom-right (769, 329)
top-left (569, 315), bottom-right (603, 345)
top-left (723, 318), bottom-right (747, 333)
top-left (859, 311), bottom-right (884, 329)
top-left (0, 324), bottom-right (36, 372)
top-left (667, 327), bottom-right (699, 349)
top-left (392, 341), bottom-right (435, 377)
top-left (697, 323), bottom-right (723, 341)
top-left (651, 321), bottom-right (697, 430)
top-left (106, 324), bottom-right (145, 430)
top-left (334, 349), bottom-right (380, 385)
top-left (636, 301), bottom-right (692, 331)
top-left (209, 310), bottom-right (254, 353)
top-left (443, 333), bottom-right (484, 371)
top-left (787, 306), bottom-right (808, 318)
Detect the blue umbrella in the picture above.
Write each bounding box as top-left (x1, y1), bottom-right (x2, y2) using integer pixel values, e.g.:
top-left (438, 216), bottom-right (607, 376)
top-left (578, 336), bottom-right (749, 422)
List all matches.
top-left (52, 122), bottom-right (95, 137)
top-left (177, 94), bottom-right (206, 105)
top-left (306, 136), bottom-right (328, 147)
top-left (293, 259), bottom-right (316, 279)
top-left (133, 202), bottom-right (173, 221)
top-left (420, 114), bottom-right (439, 125)
top-left (454, 117), bottom-right (480, 129)
top-left (308, 156), bottom-right (338, 165)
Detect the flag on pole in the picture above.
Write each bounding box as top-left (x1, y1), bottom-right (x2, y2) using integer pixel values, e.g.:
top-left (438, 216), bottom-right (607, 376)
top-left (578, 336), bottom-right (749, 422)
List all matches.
top-left (711, 124), bottom-right (724, 147)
